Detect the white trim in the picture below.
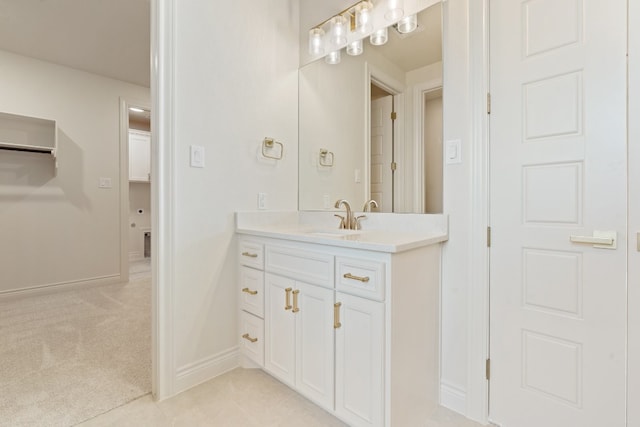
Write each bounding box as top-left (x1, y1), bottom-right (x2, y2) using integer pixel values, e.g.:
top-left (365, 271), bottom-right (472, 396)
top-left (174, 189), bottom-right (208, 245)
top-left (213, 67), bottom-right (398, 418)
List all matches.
top-left (412, 80), bottom-right (443, 213)
top-left (440, 380), bottom-right (467, 415)
top-left (466, 0), bottom-right (490, 423)
top-left (175, 347), bottom-right (240, 394)
top-left (0, 274), bottom-right (121, 299)
top-left (151, 0), bottom-right (176, 401)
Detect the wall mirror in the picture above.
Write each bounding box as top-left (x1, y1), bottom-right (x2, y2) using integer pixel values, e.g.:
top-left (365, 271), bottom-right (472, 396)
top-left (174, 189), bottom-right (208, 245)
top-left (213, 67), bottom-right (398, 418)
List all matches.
top-left (298, 2), bottom-right (443, 213)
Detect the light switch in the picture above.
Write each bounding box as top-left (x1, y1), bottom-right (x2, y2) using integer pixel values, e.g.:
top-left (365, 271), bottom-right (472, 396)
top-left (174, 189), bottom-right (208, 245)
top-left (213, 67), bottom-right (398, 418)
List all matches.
top-left (354, 169), bottom-right (361, 183)
top-left (445, 140), bottom-right (462, 164)
top-left (258, 192), bottom-right (267, 210)
top-left (190, 145), bottom-right (205, 168)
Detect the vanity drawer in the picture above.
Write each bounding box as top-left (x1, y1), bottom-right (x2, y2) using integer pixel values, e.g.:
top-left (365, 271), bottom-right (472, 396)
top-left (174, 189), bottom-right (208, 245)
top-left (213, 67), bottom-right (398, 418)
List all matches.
top-left (240, 266), bottom-right (264, 318)
top-left (240, 311), bottom-right (264, 367)
top-left (239, 239), bottom-right (264, 269)
top-left (265, 245), bottom-right (334, 288)
top-left (336, 256), bottom-right (385, 301)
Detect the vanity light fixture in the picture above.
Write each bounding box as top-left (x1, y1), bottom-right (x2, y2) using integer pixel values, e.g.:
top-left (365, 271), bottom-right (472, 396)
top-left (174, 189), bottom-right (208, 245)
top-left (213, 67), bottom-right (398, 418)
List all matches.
top-left (355, 1), bottom-right (373, 34)
top-left (325, 50), bottom-right (342, 65)
top-left (346, 39), bottom-right (363, 56)
top-left (396, 13), bottom-right (417, 34)
top-left (370, 27), bottom-right (389, 46)
top-left (385, 0), bottom-right (404, 21)
top-left (329, 15), bottom-right (348, 47)
top-left (308, 28), bottom-right (325, 55)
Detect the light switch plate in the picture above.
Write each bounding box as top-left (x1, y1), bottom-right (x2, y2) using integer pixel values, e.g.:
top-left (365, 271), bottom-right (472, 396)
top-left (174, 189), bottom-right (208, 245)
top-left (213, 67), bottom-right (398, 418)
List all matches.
top-left (99, 177), bottom-right (112, 188)
top-left (258, 192), bottom-right (267, 210)
top-left (445, 140), bottom-right (462, 164)
top-left (190, 145), bottom-right (205, 168)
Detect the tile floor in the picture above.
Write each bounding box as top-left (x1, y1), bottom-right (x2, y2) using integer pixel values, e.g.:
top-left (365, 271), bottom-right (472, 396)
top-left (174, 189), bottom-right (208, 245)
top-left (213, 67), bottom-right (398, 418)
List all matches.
top-left (77, 368), bottom-right (484, 427)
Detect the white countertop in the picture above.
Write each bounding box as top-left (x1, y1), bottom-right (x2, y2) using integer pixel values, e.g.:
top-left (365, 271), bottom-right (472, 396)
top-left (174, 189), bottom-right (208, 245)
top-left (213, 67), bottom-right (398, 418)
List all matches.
top-left (235, 211), bottom-right (448, 253)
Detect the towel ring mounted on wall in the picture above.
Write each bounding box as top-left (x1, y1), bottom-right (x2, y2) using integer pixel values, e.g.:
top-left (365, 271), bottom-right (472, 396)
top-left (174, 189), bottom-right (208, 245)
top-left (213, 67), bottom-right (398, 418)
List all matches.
top-left (319, 148), bottom-right (334, 167)
top-left (262, 137), bottom-right (283, 160)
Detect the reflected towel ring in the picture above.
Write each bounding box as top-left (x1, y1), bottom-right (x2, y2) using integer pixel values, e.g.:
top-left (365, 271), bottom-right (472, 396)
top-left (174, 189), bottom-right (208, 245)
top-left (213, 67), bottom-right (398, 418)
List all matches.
top-left (262, 137), bottom-right (283, 160)
top-left (319, 148), bottom-right (334, 167)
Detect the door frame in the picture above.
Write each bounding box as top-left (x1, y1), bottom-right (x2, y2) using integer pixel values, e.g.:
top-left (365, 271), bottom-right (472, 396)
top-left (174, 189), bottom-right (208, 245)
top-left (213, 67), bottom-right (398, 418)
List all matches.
top-left (366, 63), bottom-right (405, 212)
top-left (464, 0), bottom-right (490, 423)
top-left (412, 81), bottom-right (443, 213)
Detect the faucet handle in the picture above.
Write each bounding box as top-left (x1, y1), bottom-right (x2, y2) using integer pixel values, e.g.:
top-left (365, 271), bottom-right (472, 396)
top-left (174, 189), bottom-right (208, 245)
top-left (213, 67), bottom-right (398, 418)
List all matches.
top-left (354, 214), bottom-right (367, 230)
top-left (334, 214), bottom-right (347, 229)
top-left (363, 199), bottom-right (379, 212)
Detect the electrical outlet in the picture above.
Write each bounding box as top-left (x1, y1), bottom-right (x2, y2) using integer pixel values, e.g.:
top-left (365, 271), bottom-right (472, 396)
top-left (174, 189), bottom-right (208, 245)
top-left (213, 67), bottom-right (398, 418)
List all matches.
top-left (354, 169), bottom-right (361, 183)
top-left (258, 192), bottom-right (267, 210)
top-left (323, 194), bottom-right (330, 209)
top-left (190, 145), bottom-right (205, 168)
top-left (99, 177), bottom-right (112, 188)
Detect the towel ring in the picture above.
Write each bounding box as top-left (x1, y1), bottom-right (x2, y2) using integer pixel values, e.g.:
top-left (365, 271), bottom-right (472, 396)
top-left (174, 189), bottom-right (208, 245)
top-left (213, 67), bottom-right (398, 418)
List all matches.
top-left (319, 148), bottom-right (334, 167)
top-left (262, 137), bottom-right (283, 160)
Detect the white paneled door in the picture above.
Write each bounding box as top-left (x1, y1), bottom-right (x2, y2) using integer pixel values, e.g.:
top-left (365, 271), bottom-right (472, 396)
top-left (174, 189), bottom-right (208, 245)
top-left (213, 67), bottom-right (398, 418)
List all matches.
top-left (489, 0), bottom-right (627, 426)
top-left (371, 95), bottom-right (393, 212)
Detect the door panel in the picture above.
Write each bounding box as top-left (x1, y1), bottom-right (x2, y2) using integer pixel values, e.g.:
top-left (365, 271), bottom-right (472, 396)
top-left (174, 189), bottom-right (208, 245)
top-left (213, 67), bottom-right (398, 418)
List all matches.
top-left (264, 273), bottom-right (295, 387)
top-left (371, 95), bottom-right (393, 211)
top-left (295, 282), bottom-right (335, 410)
top-left (489, 0), bottom-right (627, 425)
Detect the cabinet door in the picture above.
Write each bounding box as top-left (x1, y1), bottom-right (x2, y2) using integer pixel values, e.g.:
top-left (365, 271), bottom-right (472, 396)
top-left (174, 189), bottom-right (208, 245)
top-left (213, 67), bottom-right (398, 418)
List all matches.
top-left (335, 292), bottom-right (384, 427)
top-left (295, 282), bottom-right (335, 410)
top-left (264, 273), bottom-right (295, 387)
top-left (129, 131), bottom-right (151, 182)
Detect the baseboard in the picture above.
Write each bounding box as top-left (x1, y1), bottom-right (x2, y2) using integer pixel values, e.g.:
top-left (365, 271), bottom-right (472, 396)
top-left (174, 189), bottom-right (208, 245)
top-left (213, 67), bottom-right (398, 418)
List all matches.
top-left (0, 274), bottom-right (122, 300)
top-left (440, 380), bottom-right (467, 416)
top-left (175, 346), bottom-right (239, 394)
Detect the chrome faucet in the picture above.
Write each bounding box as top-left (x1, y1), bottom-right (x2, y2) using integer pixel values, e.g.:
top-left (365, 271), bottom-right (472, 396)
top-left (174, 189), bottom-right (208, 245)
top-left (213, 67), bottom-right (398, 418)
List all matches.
top-left (363, 199), bottom-right (379, 212)
top-left (334, 199), bottom-right (353, 229)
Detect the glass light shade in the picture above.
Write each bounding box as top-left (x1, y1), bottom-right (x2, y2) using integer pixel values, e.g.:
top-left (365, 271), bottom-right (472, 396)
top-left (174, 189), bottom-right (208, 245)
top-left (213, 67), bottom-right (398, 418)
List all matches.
top-left (325, 50), bottom-right (342, 65)
top-left (346, 39), bottom-right (363, 56)
top-left (330, 15), bottom-right (347, 47)
top-left (370, 27), bottom-right (389, 46)
top-left (355, 2), bottom-right (373, 35)
top-left (396, 14), bottom-right (417, 34)
top-left (384, 0), bottom-right (404, 21)
top-left (308, 28), bottom-right (325, 55)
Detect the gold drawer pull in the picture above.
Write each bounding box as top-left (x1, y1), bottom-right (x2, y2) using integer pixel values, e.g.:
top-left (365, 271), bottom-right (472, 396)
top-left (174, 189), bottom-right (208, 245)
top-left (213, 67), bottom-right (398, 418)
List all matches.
top-left (343, 273), bottom-right (370, 283)
top-left (242, 333), bottom-right (258, 343)
top-left (242, 251), bottom-right (258, 258)
top-left (242, 287), bottom-right (258, 295)
top-left (284, 287), bottom-right (293, 310)
top-left (334, 302), bottom-right (342, 329)
top-left (292, 289), bottom-right (300, 313)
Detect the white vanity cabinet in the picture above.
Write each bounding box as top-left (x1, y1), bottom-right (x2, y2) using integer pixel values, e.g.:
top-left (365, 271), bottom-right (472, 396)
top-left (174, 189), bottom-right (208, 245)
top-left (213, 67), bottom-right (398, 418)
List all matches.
top-left (237, 232), bottom-right (442, 427)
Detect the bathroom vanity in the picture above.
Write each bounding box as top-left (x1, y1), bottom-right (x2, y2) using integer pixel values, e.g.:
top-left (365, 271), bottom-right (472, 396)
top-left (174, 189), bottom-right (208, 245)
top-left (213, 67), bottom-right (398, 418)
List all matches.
top-left (236, 211), bottom-right (447, 427)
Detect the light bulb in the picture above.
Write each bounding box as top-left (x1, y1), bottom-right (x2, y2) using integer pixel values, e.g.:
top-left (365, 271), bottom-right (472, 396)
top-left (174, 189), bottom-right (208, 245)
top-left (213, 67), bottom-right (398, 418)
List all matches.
top-left (308, 28), bottom-right (325, 55)
top-left (325, 50), bottom-right (342, 65)
top-left (330, 15), bottom-right (347, 47)
top-left (385, 0), bottom-right (404, 21)
top-left (396, 14), bottom-right (417, 34)
top-left (346, 40), bottom-right (363, 56)
top-left (370, 27), bottom-right (389, 46)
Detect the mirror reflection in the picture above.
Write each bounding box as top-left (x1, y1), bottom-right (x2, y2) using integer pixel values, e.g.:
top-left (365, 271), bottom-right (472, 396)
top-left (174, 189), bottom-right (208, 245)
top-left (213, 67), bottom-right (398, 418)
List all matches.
top-left (299, 3), bottom-right (442, 213)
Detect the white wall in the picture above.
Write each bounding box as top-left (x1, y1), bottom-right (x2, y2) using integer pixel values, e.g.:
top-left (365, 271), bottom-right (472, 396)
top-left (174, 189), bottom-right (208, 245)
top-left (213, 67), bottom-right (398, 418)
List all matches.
top-left (0, 50), bottom-right (150, 294)
top-left (169, 0), bottom-right (299, 392)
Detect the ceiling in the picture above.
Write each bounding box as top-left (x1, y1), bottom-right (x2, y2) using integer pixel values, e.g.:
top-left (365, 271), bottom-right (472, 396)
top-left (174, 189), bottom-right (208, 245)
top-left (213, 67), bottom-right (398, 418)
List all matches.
top-left (0, 0), bottom-right (151, 87)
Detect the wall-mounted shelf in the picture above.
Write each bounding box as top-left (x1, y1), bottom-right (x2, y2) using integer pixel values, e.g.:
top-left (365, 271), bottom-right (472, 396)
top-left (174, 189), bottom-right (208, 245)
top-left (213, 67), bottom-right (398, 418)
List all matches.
top-left (0, 112), bottom-right (57, 167)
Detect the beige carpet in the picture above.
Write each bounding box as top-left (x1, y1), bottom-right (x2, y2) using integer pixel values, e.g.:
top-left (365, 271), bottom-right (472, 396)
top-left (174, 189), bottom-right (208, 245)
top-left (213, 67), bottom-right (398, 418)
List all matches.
top-left (0, 276), bottom-right (151, 426)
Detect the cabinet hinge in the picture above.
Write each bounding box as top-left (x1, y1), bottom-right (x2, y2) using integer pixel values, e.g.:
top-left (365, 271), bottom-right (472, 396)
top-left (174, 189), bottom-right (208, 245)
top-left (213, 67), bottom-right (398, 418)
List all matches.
top-left (486, 358), bottom-right (491, 380)
top-left (487, 226), bottom-right (491, 247)
top-left (391, 162), bottom-right (397, 171)
top-left (487, 93), bottom-right (491, 114)
top-left (391, 111), bottom-right (397, 121)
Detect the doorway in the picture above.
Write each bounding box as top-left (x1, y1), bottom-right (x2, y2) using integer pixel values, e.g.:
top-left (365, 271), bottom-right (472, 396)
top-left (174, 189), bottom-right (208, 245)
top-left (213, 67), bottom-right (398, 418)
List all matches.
top-left (370, 83), bottom-right (395, 212)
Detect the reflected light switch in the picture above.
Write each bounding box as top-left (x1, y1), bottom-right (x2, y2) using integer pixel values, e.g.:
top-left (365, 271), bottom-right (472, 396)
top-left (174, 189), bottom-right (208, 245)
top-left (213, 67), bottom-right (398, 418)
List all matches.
top-left (445, 140), bottom-right (462, 164)
top-left (190, 145), bottom-right (205, 168)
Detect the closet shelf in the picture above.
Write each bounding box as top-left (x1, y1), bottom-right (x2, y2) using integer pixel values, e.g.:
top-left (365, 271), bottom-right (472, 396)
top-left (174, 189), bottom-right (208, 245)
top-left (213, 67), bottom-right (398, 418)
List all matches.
top-left (0, 111), bottom-right (58, 167)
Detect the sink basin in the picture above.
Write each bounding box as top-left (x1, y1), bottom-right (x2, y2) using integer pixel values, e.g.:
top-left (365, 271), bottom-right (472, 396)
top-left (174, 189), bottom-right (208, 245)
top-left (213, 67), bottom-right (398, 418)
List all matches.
top-left (306, 229), bottom-right (362, 238)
